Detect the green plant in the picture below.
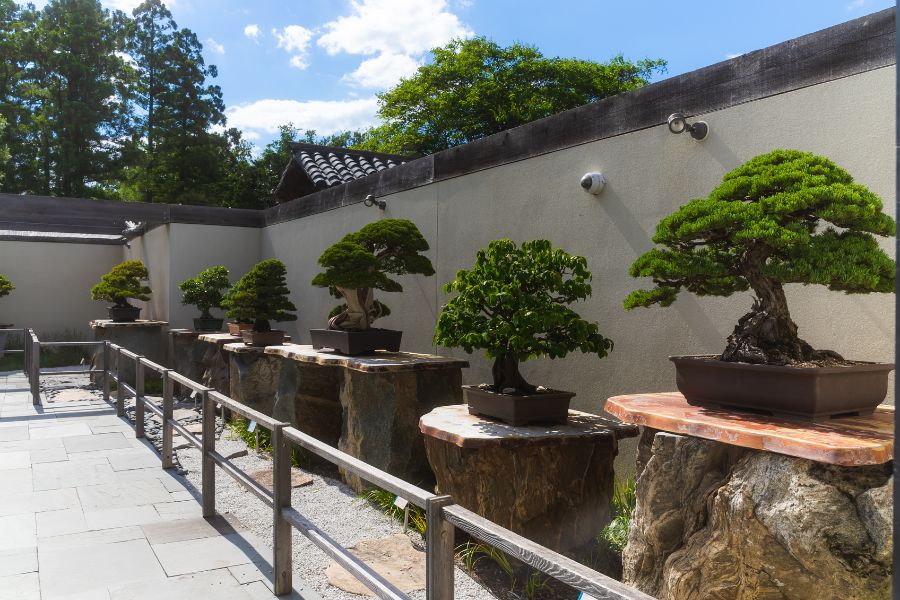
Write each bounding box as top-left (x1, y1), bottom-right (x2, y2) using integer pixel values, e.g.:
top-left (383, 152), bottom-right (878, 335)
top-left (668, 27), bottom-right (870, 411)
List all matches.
top-left (435, 239), bottom-right (613, 394)
top-left (312, 219), bottom-right (435, 331)
top-left (600, 476), bottom-right (636, 553)
top-left (625, 149), bottom-right (895, 366)
top-left (178, 266), bottom-right (230, 318)
top-left (0, 274), bottom-right (13, 299)
top-left (522, 569), bottom-right (551, 600)
top-left (221, 259), bottom-right (297, 331)
top-left (456, 541), bottom-right (516, 587)
top-left (359, 488), bottom-right (427, 536)
top-left (90, 260), bottom-right (151, 308)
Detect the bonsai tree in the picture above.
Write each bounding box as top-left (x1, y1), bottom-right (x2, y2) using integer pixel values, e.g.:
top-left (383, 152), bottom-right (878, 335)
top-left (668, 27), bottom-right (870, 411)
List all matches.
top-left (221, 259), bottom-right (297, 332)
top-left (625, 149), bottom-right (895, 366)
top-left (0, 275), bottom-right (12, 300)
top-left (434, 239), bottom-right (613, 393)
top-left (312, 219), bottom-right (435, 330)
top-left (90, 260), bottom-right (151, 307)
top-left (178, 266), bottom-right (230, 319)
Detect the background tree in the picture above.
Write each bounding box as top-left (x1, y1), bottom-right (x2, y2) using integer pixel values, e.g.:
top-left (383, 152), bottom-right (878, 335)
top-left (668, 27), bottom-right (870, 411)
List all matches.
top-left (624, 149), bottom-right (895, 366)
top-left (221, 259), bottom-right (297, 332)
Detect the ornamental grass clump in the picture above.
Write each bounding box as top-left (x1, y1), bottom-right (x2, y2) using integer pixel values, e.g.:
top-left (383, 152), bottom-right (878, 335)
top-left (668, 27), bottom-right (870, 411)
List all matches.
top-left (221, 259), bottom-right (297, 332)
top-left (178, 266), bottom-right (230, 319)
top-left (312, 219), bottom-right (435, 330)
top-left (435, 239), bottom-right (613, 394)
top-left (625, 149), bottom-right (895, 366)
top-left (90, 260), bottom-right (151, 307)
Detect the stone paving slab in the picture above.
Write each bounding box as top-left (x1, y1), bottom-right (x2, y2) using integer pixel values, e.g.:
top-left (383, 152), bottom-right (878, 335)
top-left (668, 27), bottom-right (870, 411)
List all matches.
top-left (0, 372), bottom-right (320, 600)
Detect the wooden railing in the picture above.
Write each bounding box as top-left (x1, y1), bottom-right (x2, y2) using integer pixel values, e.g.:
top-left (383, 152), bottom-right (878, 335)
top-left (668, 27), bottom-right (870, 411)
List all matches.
top-left (22, 331), bottom-right (654, 600)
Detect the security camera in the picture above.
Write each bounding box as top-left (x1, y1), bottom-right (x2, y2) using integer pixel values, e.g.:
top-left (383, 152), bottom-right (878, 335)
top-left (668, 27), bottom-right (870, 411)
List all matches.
top-left (580, 172), bottom-right (606, 195)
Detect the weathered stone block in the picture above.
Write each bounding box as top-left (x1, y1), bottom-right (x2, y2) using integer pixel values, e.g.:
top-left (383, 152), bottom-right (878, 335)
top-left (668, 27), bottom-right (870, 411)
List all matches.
top-left (274, 361), bottom-right (342, 447)
top-left (90, 320), bottom-right (167, 386)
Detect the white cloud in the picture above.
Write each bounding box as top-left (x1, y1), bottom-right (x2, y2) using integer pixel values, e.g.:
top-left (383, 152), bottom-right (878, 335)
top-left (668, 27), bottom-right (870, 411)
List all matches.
top-left (226, 97), bottom-right (380, 137)
top-left (244, 24), bottom-right (261, 43)
top-left (846, 0), bottom-right (867, 10)
top-left (273, 25), bottom-right (315, 69)
top-left (343, 52), bottom-right (421, 88)
top-left (206, 38), bottom-right (225, 55)
top-left (725, 52), bottom-right (744, 59)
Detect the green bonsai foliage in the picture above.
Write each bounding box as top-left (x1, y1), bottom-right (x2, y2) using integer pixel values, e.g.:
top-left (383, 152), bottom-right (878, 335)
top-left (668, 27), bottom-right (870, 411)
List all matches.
top-left (625, 149), bottom-right (895, 365)
top-left (221, 259), bottom-right (297, 332)
top-left (0, 275), bottom-right (13, 299)
top-left (312, 219), bottom-right (435, 331)
top-left (435, 239), bottom-right (613, 394)
top-left (178, 266), bottom-right (230, 319)
top-left (90, 260), bottom-right (151, 307)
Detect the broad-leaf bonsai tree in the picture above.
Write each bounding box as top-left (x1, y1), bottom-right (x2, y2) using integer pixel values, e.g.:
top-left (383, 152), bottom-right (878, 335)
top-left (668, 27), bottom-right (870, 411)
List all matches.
top-left (435, 239), bottom-right (612, 423)
top-left (178, 266), bottom-right (230, 330)
top-left (222, 259), bottom-right (297, 334)
top-left (90, 260), bottom-right (151, 321)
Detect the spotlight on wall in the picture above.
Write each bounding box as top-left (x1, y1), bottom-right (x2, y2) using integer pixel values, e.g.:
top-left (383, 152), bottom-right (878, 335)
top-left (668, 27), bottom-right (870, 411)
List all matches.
top-left (667, 112), bottom-right (709, 141)
top-left (580, 172), bottom-right (606, 195)
top-left (364, 194), bottom-right (387, 210)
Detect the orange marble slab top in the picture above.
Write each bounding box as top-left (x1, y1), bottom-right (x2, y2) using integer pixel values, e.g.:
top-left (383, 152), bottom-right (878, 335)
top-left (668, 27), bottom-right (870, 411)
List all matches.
top-left (605, 392), bottom-right (894, 466)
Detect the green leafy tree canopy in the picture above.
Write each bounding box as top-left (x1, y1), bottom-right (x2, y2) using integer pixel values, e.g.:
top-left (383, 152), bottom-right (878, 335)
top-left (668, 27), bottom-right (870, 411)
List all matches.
top-left (625, 149), bottom-right (895, 365)
top-left (221, 259), bottom-right (297, 331)
top-left (312, 219), bottom-right (435, 331)
top-left (90, 260), bottom-right (151, 307)
top-left (0, 274), bottom-right (13, 298)
top-left (178, 266), bottom-right (229, 318)
top-left (435, 239), bottom-right (613, 394)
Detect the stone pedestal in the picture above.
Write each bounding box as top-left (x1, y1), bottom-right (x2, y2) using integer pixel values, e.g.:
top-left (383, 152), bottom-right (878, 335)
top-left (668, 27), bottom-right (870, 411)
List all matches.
top-left (224, 343), bottom-right (284, 418)
top-left (168, 330), bottom-right (209, 398)
top-left (606, 393), bottom-right (894, 600)
top-left (90, 320), bottom-right (167, 384)
top-left (419, 405), bottom-right (639, 553)
top-left (265, 344), bottom-right (468, 492)
top-left (197, 333), bottom-right (242, 395)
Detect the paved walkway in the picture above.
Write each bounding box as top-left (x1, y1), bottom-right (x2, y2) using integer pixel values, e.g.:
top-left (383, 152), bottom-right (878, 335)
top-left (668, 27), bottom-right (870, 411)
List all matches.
top-left (0, 371), bottom-right (319, 600)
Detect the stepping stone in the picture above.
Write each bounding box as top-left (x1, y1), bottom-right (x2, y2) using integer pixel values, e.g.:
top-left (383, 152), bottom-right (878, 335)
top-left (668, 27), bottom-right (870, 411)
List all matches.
top-left (172, 408), bottom-right (197, 421)
top-left (249, 468), bottom-right (313, 490)
top-left (325, 533), bottom-right (425, 596)
top-left (185, 423), bottom-right (203, 434)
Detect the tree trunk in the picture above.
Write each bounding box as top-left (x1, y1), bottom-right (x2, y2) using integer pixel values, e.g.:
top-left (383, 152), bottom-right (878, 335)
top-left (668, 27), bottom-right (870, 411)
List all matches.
top-left (491, 354), bottom-right (537, 394)
top-left (254, 318), bottom-right (271, 332)
top-left (328, 287), bottom-right (380, 331)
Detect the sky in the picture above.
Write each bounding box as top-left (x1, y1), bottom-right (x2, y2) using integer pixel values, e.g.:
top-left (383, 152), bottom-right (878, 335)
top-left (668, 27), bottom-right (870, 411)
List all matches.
top-left (26, 0), bottom-right (897, 148)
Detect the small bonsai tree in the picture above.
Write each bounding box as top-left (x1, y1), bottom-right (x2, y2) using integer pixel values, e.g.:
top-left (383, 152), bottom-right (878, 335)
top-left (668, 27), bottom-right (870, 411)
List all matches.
top-left (90, 260), bottom-right (151, 307)
top-left (625, 149), bottom-right (895, 366)
top-left (178, 266), bottom-right (230, 319)
top-left (312, 219), bottom-right (435, 330)
top-left (221, 259), bottom-right (297, 332)
top-left (0, 275), bottom-right (13, 299)
top-left (434, 239), bottom-right (613, 394)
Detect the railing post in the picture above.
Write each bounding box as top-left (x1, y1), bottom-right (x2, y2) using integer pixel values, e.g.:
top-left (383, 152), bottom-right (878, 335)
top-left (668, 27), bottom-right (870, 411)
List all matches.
top-left (135, 357), bottom-right (145, 438)
top-left (426, 495), bottom-right (455, 600)
top-left (102, 342), bottom-right (111, 403)
top-left (31, 337), bottom-right (40, 405)
top-left (272, 423), bottom-right (293, 596)
top-left (115, 347), bottom-right (125, 417)
top-left (201, 389), bottom-right (216, 517)
top-left (162, 369), bottom-right (174, 469)
top-left (23, 331), bottom-right (30, 382)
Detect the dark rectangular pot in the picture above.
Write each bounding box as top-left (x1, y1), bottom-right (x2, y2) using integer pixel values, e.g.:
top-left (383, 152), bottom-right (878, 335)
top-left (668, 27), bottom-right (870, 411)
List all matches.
top-left (671, 355), bottom-right (894, 421)
top-left (108, 305), bottom-right (141, 323)
top-left (309, 328), bottom-right (402, 355)
top-left (193, 317), bottom-right (224, 332)
top-left (227, 322), bottom-right (253, 335)
top-left (463, 385), bottom-right (575, 426)
top-left (242, 330), bottom-right (285, 347)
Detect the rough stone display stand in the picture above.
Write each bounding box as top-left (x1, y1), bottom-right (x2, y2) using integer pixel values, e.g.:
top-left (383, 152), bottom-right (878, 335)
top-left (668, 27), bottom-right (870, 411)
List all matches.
top-left (606, 392), bottom-right (893, 600)
top-left (196, 333), bottom-right (242, 395)
top-left (90, 320), bottom-right (167, 384)
top-left (168, 330), bottom-right (209, 398)
top-left (265, 344), bottom-right (468, 492)
top-left (420, 404), bottom-right (639, 553)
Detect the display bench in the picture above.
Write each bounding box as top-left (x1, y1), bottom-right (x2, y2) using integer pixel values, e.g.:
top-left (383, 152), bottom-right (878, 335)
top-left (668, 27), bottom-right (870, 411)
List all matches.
top-left (605, 392), bottom-right (893, 600)
top-left (90, 320), bottom-right (167, 384)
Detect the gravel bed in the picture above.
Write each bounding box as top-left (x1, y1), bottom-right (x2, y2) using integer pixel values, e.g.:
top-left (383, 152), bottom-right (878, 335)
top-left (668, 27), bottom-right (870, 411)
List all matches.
top-left (43, 373), bottom-right (495, 600)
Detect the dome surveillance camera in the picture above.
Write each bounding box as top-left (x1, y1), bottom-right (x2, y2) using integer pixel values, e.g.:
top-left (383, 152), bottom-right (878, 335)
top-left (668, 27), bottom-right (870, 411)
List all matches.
top-left (580, 172), bottom-right (606, 195)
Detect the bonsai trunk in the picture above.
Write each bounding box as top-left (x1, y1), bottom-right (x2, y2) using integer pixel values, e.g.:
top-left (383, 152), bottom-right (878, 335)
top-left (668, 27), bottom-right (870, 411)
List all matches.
top-left (329, 287), bottom-right (376, 331)
top-left (491, 354), bottom-right (537, 394)
top-left (114, 297), bottom-right (132, 308)
top-left (200, 307), bottom-right (212, 319)
top-left (254, 318), bottom-right (271, 332)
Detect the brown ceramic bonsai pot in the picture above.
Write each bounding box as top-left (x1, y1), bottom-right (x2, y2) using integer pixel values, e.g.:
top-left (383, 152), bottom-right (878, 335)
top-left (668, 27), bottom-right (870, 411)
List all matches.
top-left (671, 355), bottom-right (894, 421)
top-left (193, 317), bottom-right (224, 332)
top-left (108, 305), bottom-right (141, 323)
top-left (463, 385), bottom-right (575, 426)
top-left (310, 328), bottom-right (402, 355)
top-left (227, 322), bottom-right (253, 335)
top-left (242, 330), bottom-right (285, 347)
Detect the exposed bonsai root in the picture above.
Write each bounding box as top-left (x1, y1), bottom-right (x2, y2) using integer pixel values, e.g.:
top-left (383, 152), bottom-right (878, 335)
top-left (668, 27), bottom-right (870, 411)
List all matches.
top-left (491, 355), bottom-right (537, 394)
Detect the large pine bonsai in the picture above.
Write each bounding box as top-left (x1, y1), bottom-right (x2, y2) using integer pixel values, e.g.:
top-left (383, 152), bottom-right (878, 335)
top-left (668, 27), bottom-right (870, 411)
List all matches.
top-left (435, 239), bottom-right (613, 394)
top-left (90, 260), bottom-right (151, 307)
top-left (178, 266), bottom-right (230, 319)
top-left (625, 149), bottom-right (895, 366)
top-left (221, 259), bottom-right (297, 332)
top-left (312, 219), bottom-right (435, 331)
top-left (0, 275), bottom-right (12, 299)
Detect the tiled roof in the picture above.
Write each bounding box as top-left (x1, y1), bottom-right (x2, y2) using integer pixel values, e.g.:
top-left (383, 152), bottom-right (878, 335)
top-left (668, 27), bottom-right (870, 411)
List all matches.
top-left (273, 143), bottom-right (410, 203)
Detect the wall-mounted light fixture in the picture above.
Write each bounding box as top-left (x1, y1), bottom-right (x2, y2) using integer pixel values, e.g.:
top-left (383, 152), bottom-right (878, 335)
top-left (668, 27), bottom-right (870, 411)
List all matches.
top-left (667, 113), bottom-right (709, 141)
top-left (364, 194), bottom-right (386, 210)
top-left (580, 172), bottom-right (606, 195)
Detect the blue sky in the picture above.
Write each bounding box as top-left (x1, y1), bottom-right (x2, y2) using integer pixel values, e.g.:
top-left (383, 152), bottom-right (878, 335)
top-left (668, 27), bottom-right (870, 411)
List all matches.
top-left (34, 0), bottom-right (897, 148)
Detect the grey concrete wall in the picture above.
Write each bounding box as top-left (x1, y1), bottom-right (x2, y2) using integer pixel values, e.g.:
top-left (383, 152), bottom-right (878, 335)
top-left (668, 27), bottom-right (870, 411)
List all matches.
top-left (124, 224), bottom-right (170, 321)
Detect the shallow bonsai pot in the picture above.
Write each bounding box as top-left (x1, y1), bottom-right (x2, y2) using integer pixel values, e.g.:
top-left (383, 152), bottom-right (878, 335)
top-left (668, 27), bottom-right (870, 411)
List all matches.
top-left (108, 305), bottom-right (141, 323)
top-left (671, 355), bottom-right (894, 421)
top-left (463, 385), bottom-right (575, 426)
top-left (193, 317), bottom-right (224, 332)
top-left (310, 328), bottom-right (402, 355)
top-left (242, 330), bottom-right (285, 347)
top-left (227, 322), bottom-right (254, 335)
